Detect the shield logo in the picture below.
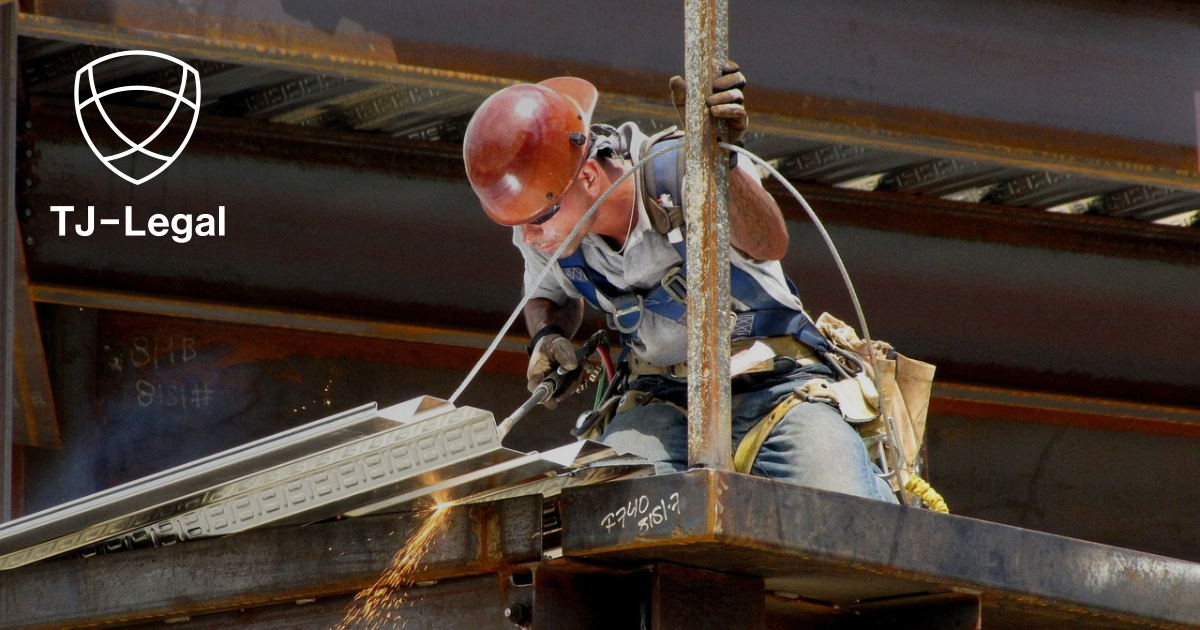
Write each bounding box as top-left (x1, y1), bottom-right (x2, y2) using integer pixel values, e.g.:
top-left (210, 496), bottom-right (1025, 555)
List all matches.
top-left (74, 50), bottom-right (201, 186)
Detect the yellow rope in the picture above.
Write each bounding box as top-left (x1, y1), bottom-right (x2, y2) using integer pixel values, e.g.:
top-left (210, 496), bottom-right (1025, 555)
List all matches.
top-left (904, 474), bottom-right (950, 513)
top-left (737, 395), bottom-right (949, 515)
top-left (733, 395), bottom-right (803, 474)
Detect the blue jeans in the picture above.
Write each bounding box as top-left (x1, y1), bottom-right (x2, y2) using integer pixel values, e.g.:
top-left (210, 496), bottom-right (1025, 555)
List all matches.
top-left (598, 369), bottom-right (898, 503)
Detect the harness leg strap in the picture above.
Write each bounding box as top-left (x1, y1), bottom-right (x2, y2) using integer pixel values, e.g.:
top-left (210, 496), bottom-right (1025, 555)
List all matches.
top-left (733, 393), bottom-right (805, 474)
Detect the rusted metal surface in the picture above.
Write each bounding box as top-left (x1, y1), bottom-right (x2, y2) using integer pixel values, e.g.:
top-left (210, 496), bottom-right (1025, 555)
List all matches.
top-left (10, 232), bottom-right (58, 448)
top-left (828, 593), bottom-right (981, 630)
top-left (15, 94), bottom-right (1200, 410)
top-left (925, 414), bottom-right (1200, 566)
top-left (20, 97), bottom-right (518, 331)
top-left (683, 0), bottom-right (732, 471)
top-left (15, 95), bottom-right (1200, 413)
top-left (559, 470), bottom-right (1200, 630)
top-left (931, 382), bottom-right (1200, 438)
top-left (116, 574), bottom-right (521, 630)
top-left (778, 182), bottom-right (1200, 267)
top-left (17, 1), bottom-right (1200, 193)
top-left (0, 495), bottom-right (542, 630)
top-left (653, 562), bottom-right (764, 630)
top-left (1, 0), bottom-right (16, 523)
top-left (531, 560), bottom-right (652, 630)
top-left (32, 283), bottom-right (528, 355)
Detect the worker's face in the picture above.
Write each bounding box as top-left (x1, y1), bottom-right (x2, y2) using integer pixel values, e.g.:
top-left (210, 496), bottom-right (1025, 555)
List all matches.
top-left (519, 161), bottom-right (598, 257)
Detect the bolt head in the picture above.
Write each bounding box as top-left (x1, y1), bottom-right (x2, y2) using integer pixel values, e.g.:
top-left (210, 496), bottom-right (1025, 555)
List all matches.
top-left (503, 603), bottom-right (532, 626)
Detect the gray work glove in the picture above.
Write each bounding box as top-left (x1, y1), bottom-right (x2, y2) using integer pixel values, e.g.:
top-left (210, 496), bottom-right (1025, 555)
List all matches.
top-left (669, 60), bottom-right (749, 145)
top-left (527, 333), bottom-right (579, 409)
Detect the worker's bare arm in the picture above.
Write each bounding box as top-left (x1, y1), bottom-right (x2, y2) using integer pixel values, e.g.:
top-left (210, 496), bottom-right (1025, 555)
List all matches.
top-left (728, 167), bottom-right (789, 261)
top-left (524, 296), bottom-right (584, 338)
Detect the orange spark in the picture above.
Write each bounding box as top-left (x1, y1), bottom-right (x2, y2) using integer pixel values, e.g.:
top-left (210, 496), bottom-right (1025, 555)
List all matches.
top-left (332, 504), bottom-right (451, 630)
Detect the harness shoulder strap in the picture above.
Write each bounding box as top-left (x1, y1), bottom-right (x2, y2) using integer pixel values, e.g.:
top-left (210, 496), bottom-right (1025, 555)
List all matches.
top-left (637, 127), bottom-right (685, 235)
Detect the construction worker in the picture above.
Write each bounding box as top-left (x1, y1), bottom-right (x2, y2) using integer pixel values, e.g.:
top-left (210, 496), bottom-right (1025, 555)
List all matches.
top-left (463, 66), bottom-right (896, 502)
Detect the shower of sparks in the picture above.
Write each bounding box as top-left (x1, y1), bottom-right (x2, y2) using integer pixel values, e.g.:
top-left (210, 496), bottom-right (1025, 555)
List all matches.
top-left (332, 504), bottom-right (451, 630)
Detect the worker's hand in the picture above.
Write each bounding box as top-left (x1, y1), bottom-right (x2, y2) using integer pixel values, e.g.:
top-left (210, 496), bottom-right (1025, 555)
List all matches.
top-left (669, 60), bottom-right (748, 145)
top-left (527, 333), bottom-right (579, 409)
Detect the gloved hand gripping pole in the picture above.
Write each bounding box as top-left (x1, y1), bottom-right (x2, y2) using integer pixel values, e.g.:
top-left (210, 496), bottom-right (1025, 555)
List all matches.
top-left (497, 331), bottom-right (608, 440)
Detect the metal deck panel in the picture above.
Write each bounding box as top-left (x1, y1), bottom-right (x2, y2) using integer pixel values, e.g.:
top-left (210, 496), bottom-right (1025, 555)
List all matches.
top-left (0, 401), bottom-right (394, 561)
top-left (560, 470), bottom-right (1200, 630)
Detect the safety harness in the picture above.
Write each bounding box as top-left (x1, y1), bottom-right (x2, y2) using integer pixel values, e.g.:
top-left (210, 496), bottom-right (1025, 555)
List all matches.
top-left (561, 126), bottom-right (948, 511)
top-left (556, 127), bottom-right (831, 355)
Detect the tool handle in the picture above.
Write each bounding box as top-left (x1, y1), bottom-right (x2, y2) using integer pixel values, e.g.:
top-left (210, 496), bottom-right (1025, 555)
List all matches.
top-left (498, 331), bottom-right (609, 440)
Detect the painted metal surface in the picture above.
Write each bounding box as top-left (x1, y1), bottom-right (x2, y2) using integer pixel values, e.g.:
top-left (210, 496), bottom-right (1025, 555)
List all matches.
top-left (560, 470), bottom-right (1200, 629)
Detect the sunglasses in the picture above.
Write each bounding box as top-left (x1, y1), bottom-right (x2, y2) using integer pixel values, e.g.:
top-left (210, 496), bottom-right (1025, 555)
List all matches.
top-left (526, 139), bottom-right (594, 226)
top-left (526, 202), bottom-right (562, 226)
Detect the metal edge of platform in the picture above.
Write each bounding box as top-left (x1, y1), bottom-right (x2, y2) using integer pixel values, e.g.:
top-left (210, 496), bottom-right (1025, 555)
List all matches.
top-left (559, 470), bottom-right (1200, 630)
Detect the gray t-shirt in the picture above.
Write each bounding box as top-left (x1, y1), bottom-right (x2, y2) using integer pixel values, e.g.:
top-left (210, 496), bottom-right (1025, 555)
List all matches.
top-left (514, 123), bottom-right (806, 367)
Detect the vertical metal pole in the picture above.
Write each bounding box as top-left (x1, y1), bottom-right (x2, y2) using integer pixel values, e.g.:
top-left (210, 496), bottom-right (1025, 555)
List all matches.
top-left (0, 1), bottom-right (17, 522)
top-left (683, 0), bottom-right (731, 470)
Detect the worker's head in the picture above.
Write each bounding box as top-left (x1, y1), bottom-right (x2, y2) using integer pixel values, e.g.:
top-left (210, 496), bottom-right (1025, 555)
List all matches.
top-left (463, 77), bottom-right (599, 227)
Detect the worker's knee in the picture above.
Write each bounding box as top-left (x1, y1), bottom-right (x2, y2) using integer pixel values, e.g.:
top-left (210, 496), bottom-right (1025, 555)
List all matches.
top-left (598, 403), bottom-right (688, 474)
top-left (748, 401), bottom-right (896, 502)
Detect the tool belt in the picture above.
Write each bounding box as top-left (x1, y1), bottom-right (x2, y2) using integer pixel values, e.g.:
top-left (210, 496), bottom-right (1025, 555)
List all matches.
top-left (625, 335), bottom-right (822, 378)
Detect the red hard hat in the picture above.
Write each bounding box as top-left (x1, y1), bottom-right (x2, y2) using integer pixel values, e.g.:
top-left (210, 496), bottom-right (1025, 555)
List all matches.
top-left (463, 77), bottom-right (599, 225)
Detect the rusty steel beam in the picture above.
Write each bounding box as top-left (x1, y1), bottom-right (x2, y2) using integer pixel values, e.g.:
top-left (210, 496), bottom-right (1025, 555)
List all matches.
top-left (0, 495), bottom-right (542, 630)
top-left (653, 563), bottom-right (765, 630)
top-left (17, 2), bottom-right (1200, 193)
top-left (17, 96), bottom-right (1200, 412)
top-left (560, 470), bottom-right (1200, 630)
top-left (31, 283), bottom-right (527, 355)
top-left (35, 282), bottom-right (1200, 439)
top-left (117, 574), bottom-right (522, 630)
top-left (683, 0), bottom-right (732, 471)
top-left (14, 12), bottom-right (514, 96)
top-left (11, 241), bottom-right (58, 449)
top-left (932, 382), bottom-right (1200, 439)
top-left (776, 181), bottom-right (1200, 266)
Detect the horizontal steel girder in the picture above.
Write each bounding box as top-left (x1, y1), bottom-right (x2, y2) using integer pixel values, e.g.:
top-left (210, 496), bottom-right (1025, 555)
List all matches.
top-left (560, 470), bottom-right (1200, 630)
top-left (16, 0), bottom-right (1200, 192)
top-left (18, 96), bottom-right (1200, 407)
top-left (0, 495), bottom-right (542, 630)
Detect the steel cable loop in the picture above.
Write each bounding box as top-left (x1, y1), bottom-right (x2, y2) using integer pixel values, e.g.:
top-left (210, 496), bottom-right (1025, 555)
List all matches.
top-left (448, 141), bottom-right (681, 404)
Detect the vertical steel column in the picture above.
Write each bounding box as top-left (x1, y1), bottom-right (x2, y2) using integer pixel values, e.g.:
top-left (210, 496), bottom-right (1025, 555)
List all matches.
top-left (0, 0), bottom-right (16, 522)
top-left (683, 0), bottom-right (732, 470)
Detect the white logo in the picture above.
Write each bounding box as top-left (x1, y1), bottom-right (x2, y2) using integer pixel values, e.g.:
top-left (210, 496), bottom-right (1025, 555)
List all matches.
top-left (74, 50), bottom-right (201, 185)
